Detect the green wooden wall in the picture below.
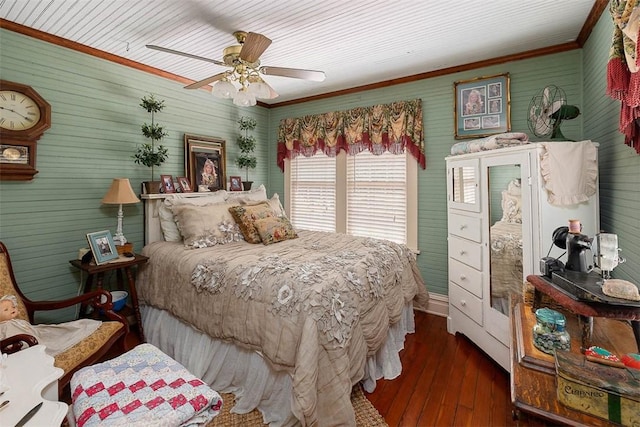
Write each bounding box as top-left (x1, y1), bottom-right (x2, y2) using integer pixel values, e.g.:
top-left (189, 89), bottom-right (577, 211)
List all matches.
top-left (268, 51), bottom-right (585, 296)
top-left (1, 6), bottom-right (638, 320)
top-left (0, 29), bottom-right (270, 320)
top-left (582, 11), bottom-right (640, 284)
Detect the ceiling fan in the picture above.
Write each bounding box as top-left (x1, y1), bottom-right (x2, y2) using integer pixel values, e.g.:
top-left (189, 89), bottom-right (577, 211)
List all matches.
top-left (147, 31), bottom-right (326, 106)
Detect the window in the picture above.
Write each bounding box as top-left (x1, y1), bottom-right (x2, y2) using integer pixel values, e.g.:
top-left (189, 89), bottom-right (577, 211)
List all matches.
top-left (285, 150), bottom-right (418, 251)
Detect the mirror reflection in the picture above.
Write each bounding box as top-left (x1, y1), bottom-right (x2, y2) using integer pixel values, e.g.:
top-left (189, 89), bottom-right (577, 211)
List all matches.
top-left (452, 166), bottom-right (476, 204)
top-left (488, 165), bottom-right (523, 315)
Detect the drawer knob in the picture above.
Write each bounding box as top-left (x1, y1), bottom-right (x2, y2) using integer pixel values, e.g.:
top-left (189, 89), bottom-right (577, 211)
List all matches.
top-left (459, 224), bottom-right (467, 230)
top-left (459, 250), bottom-right (466, 255)
top-left (459, 274), bottom-right (466, 280)
top-left (460, 299), bottom-right (466, 306)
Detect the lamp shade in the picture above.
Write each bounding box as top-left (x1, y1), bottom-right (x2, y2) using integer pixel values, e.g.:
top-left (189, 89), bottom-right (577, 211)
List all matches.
top-left (102, 178), bottom-right (140, 205)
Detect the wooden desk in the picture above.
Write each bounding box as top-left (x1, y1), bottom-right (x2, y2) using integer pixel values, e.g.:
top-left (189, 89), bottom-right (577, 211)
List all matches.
top-left (70, 254), bottom-right (148, 342)
top-left (511, 299), bottom-right (636, 426)
top-left (527, 274), bottom-right (640, 352)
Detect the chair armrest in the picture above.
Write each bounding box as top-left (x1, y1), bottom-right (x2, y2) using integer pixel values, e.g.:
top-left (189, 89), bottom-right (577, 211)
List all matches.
top-left (26, 289), bottom-right (111, 312)
top-left (1, 334), bottom-right (38, 354)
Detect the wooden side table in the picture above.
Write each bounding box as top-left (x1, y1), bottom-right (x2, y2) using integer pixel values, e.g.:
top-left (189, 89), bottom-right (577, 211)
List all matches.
top-left (70, 254), bottom-right (149, 342)
top-left (527, 274), bottom-right (640, 352)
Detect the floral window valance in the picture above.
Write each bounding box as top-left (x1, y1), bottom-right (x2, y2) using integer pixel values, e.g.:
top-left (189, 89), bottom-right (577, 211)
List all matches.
top-left (607, 0), bottom-right (640, 154)
top-left (276, 99), bottom-right (425, 171)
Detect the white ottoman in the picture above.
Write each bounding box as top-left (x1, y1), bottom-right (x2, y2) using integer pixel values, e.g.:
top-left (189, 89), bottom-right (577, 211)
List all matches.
top-left (69, 343), bottom-right (222, 426)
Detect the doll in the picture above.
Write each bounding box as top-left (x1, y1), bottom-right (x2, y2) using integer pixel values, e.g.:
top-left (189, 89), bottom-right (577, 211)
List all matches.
top-left (0, 295), bottom-right (18, 321)
top-left (0, 294), bottom-right (101, 356)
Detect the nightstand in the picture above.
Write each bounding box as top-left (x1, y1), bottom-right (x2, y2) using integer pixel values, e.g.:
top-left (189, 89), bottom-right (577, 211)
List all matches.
top-left (69, 254), bottom-right (149, 343)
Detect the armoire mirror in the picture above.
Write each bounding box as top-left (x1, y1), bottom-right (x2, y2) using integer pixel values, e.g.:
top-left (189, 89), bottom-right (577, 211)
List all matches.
top-left (487, 164), bottom-right (523, 316)
top-left (448, 159), bottom-right (479, 212)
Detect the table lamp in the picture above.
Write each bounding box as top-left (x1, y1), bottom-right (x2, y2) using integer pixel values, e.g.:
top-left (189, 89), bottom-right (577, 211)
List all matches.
top-left (101, 178), bottom-right (140, 246)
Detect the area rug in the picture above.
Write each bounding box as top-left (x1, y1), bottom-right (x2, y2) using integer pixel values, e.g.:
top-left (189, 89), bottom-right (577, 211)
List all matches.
top-left (207, 385), bottom-right (388, 426)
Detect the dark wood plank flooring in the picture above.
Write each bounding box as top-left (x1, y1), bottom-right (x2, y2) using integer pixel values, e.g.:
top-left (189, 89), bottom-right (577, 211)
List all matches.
top-left (366, 310), bottom-right (545, 427)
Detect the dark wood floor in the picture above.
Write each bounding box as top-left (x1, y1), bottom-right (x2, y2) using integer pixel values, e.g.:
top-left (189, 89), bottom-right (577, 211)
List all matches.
top-left (366, 310), bottom-right (538, 427)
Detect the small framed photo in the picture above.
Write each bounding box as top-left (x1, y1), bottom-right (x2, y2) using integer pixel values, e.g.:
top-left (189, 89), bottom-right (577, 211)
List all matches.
top-left (161, 174), bottom-right (175, 193)
top-left (229, 176), bottom-right (242, 191)
top-left (177, 176), bottom-right (192, 193)
top-left (86, 230), bottom-right (119, 265)
top-left (454, 73), bottom-right (510, 139)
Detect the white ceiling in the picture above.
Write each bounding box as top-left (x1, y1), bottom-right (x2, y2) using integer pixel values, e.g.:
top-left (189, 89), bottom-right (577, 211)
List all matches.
top-left (1, 0), bottom-right (601, 105)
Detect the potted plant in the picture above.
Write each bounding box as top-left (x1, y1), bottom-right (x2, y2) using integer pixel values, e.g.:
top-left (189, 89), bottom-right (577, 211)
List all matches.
top-left (133, 94), bottom-right (168, 193)
top-left (236, 116), bottom-right (257, 190)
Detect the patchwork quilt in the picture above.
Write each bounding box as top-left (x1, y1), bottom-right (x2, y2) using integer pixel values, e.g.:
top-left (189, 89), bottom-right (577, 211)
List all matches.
top-left (70, 343), bottom-right (222, 427)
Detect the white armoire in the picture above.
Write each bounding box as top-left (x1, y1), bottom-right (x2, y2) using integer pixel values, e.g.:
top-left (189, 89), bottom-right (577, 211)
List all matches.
top-left (445, 141), bottom-right (599, 371)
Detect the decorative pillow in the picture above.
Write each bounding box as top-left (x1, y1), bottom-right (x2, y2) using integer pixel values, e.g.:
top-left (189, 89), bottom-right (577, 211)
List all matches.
top-left (159, 192), bottom-right (227, 241)
top-left (225, 184), bottom-right (267, 204)
top-left (172, 202), bottom-right (243, 249)
top-left (228, 202), bottom-right (276, 243)
top-left (254, 216), bottom-right (298, 245)
top-left (501, 191), bottom-right (522, 223)
top-left (507, 179), bottom-right (522, 197)
top-left (266, 193), bottom-right (286, 217)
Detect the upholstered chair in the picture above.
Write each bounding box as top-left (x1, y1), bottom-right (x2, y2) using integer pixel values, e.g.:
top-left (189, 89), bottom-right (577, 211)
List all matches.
top-left (0, 241), bottom-right (128, 397)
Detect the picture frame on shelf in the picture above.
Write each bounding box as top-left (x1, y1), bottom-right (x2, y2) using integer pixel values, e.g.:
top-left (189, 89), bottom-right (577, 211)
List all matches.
top-left (229, 175), bottom-right (242, 191)
top-left (177, 176), bottom-right (192, 193)
top-left (184, 134), bottom-right (226, 192)
top-left (454, 73), bottom-right (510, 139)
top-left (86, 230), bottom-right (119, 265)
top-left (160, 174), bottom-right (175, 193)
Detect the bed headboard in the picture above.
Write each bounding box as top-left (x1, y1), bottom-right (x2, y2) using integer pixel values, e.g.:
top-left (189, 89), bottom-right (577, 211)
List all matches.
top-left (141, 193), bottom-right (219, 245)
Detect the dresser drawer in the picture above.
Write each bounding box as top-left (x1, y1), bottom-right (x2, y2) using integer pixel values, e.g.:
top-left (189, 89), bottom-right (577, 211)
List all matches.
top-left (448, 212), bottom-right (481, 242)
top-left (449, 258), bottom-right (482, 298)
top-left (449, 282), bottom-right (483, 326)
top-left (448, 235), bottom-right (482, 270)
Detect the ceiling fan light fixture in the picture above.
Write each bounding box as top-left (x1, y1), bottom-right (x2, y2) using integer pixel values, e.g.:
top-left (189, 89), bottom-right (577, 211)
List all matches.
top-left (233, 88), bottom-right (256, 107)
top-left (247, 80), bottom-right (271, 99)
top-left (212, 79), bottom-right (236, 99)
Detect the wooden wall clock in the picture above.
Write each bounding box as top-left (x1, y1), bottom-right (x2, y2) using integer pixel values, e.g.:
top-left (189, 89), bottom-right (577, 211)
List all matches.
top-left (0, 80), bottom-right (51, 180)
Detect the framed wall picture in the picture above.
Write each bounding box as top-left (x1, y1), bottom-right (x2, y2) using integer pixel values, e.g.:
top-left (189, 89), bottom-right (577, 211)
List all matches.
top-left (160, 174), bottom-right (175, 193)
top-left (177, 176), bottom-right (192, 193)
top-left (229, 175), bottom-right (242, 191)
top-left (86, 230), bottom-right (119, 265)
top-left (184, 134), bottom-right (226, 192)
top-left (454, 73), bottom-right (510, 139)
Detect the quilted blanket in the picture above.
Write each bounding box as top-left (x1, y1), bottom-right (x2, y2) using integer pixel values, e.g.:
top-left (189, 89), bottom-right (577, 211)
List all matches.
top-left (70, 343), bottom-right (222, 427)
top-left (137, 230), bottom-right (428, 426)
top-left (450, 132), bottom-right (530, 155)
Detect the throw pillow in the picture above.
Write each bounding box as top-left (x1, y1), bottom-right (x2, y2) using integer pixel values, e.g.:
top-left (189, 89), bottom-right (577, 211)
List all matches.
top-left (254, 216), bottom-right (298, 245)
top-left (172, 202), bottom-right (243, 249)
top-left (228, 202), bottom-right (276, 243)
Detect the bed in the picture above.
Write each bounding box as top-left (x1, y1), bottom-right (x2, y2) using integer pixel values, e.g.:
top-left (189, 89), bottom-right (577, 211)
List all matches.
top-left (490, 179), bottom-right (523, 314)
top-left (136, 185), bottom-right (429, 426)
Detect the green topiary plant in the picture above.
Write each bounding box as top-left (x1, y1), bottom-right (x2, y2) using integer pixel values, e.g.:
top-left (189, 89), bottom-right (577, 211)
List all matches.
top-left (133, 94), bottom-right (168, 182)
top-left (236, 116), bottom-right (257, 185)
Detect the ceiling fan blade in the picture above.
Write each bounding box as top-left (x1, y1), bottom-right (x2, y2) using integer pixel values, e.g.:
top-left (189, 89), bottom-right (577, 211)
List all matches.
top-left (146, 45), bottom-right (227, 66)
top-left (259, 66), bottom-right (326, 82)
top-left (240, 32), bottom-right (272, 63)
top-left (184, 72), bottom-right (227, 89)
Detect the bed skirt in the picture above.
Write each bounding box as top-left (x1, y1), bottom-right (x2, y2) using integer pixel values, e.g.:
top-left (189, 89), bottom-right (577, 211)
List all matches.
top-left (141, 302), bottom-right (415, 426)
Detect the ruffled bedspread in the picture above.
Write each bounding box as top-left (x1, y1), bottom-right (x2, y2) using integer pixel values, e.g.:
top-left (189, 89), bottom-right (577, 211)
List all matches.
top-left (137, 230), bottom-right (428, 426)
top-left (490, 221), bottom-right (523, 298)
top-left (450, 132), bottom-right (530, 155)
